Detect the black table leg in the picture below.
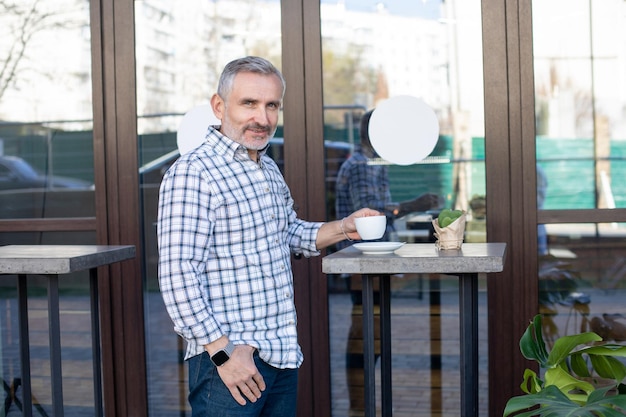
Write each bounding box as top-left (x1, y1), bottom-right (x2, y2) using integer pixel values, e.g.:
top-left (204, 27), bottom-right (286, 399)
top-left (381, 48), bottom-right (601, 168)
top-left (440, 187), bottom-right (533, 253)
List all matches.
top-left (458, 273), bottom-right (479, 417)
top-left (379, 274), bottom-right (392, 417)
top-left (429, 276), bottom-right (443, 414)
top-left (17, 275), bottom-right (33, 417)
top-left (361, 274), bottom-right (376, 417)
top-left (89, 268), bottom-right (103, 417)
top-left (48, 274), bottom-right (64, 416)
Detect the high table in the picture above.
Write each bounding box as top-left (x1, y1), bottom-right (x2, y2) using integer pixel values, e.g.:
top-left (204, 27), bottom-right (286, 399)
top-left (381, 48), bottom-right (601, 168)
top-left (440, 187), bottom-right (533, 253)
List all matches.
top-left (0, 245), bottom-right (136, 417)
top-left (322, 242), bottom-right (506, 417)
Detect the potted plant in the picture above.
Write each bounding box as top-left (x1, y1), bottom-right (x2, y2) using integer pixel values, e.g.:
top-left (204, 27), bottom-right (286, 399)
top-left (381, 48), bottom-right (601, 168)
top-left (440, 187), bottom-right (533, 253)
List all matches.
top-left (504, 314), bottom-right (626, 416)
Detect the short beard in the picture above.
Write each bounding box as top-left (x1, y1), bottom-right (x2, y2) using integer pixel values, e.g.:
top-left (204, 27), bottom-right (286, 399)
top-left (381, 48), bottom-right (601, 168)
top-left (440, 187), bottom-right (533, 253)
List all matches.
top-left (243, 123), bottom-right (276, 150)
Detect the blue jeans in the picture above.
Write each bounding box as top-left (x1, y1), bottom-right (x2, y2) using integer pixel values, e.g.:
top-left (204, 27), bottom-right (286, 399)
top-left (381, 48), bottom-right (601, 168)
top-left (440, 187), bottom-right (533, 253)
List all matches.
top-left (188, 351), bottom-right (298, 417)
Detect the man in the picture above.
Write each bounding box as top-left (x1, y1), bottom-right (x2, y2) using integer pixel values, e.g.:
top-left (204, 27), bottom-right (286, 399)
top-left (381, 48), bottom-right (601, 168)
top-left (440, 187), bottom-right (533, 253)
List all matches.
top-left (335, 109), bottom-right (440, 415)
top-left (157, 56), bottom-right (378, 417)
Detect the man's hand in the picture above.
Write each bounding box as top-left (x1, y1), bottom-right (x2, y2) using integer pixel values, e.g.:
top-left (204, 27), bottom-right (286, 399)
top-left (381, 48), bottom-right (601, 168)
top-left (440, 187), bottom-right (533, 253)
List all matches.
top-left (316, 207), bottom-right (381, 249)
top-left (216, 345), bottom-right (266, 405)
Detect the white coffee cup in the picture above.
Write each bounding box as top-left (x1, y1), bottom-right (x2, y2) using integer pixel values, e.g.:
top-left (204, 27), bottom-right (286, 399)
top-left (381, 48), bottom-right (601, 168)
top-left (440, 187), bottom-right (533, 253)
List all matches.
top-left (354, 215), bottom-right (386, 240)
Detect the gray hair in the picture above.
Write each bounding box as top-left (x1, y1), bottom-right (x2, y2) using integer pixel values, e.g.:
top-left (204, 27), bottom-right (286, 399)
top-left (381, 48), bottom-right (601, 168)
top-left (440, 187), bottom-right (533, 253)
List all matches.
top-left (217, 56), bottom-right (286, 100)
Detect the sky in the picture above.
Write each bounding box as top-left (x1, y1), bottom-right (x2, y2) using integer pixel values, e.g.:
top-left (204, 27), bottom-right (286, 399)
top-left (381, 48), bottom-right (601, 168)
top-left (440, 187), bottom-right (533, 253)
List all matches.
top-left (320, 0), bottom-right (442, 19)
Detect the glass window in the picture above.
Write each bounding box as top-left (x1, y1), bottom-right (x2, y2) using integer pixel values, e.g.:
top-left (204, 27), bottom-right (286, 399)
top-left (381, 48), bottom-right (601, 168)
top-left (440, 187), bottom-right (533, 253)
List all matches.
top-left (322, 1), bottom-right (487, 415)
top-left (533, 0), bottom-right (626, 211)
top-left (134, 1), bottom-right (282, 415)
top-left (539, 223), bottom-right (626, 341)
top-left (533, 0), bottom-right (626, 344)
top-left (1, 1), bottom-right (96, 415)
top-left (0, 0), bottom-right (95, 220)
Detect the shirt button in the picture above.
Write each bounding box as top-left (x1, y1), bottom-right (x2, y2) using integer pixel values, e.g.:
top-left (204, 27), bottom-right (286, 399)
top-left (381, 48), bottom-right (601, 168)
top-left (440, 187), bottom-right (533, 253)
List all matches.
top-left (285, 292), bottom-right (291, 298)
top-left (264, 187), bottom-right (270, 192)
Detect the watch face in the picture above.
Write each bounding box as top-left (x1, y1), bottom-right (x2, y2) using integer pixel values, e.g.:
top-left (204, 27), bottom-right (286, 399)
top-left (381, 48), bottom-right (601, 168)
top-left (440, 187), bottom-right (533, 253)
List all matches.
top-left (211, 350), bottom-right (230, 366)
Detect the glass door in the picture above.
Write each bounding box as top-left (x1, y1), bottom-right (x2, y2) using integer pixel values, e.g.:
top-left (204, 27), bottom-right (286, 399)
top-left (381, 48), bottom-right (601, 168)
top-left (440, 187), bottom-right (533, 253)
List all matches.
top-left (320, 1), bottom-right (488, 415)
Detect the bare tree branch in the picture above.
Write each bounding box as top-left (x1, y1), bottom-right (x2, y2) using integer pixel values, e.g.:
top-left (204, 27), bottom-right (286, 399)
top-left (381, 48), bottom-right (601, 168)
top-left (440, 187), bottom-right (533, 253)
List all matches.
top-left (0, 0), bottom-right (84, 103)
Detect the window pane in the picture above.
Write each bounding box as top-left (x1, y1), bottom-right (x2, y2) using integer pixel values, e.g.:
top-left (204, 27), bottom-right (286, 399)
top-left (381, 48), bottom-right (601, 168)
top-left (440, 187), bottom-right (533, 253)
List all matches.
top-left (540, 223), bottom-right (626, 342)
top-left (533, 0), bottom-right (626, 356)
top-left (322, 1), bottom-right (487, 415)
top-left (0, 1), bottom-right (95, 220)
top-left (134, 1), bottom-right (282, 415)
top-left (0, 1), bottom-right (96, 414)
top-left (533, 0), bottom-right (626, 210)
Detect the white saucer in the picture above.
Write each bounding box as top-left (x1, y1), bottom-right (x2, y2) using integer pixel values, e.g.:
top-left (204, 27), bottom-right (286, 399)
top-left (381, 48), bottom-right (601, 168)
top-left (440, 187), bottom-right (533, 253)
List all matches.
top-left (353, 242), bottom-right (405, 255)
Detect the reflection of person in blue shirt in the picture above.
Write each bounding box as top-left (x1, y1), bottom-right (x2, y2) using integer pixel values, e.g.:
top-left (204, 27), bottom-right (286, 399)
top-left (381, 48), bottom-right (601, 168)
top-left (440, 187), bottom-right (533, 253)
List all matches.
top-left (537, 164), bottom-right (548, 255)
top-left (335, 110), bottom-right (440, 249)
top-left (334, 109), bottom-right (440, 415)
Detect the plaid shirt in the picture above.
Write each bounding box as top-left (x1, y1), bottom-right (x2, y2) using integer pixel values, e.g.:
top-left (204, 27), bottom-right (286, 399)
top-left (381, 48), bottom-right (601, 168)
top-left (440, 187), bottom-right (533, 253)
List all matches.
top-left (157, 127), bottom-right (322, 368)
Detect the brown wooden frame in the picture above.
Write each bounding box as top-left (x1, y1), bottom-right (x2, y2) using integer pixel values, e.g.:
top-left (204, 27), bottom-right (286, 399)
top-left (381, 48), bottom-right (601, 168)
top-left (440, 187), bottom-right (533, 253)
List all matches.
top-left (90, 0), bottom-right (147, 415)
top-left (482, 2), bottom-right (536, 414)
top-left (281, 1), bottom-right (332, 415)
top-left (482, 1), bottom-right (626, 415)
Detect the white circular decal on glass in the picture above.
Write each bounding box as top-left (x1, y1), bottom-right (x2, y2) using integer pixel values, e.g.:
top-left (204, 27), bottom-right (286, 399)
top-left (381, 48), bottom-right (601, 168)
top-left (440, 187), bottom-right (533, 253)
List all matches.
top-left (368, 95), bottom-right (439, 165)
top-left (177, 104), bottom-right (221, 155)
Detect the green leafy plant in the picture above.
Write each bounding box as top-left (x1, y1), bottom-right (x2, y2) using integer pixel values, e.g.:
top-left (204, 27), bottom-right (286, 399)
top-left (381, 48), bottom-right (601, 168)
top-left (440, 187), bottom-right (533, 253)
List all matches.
top-left (437, 208), bottom-right (463, 228)
top-left (504, 314), bottom-right (626, 416)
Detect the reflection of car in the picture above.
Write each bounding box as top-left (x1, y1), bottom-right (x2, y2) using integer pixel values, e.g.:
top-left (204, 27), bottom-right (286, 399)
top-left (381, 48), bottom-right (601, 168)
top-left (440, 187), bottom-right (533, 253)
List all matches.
top-left (0, 155), bottom-right (94, 190)
top-left (0, 155), bottom-right (95, 221)
top-left (139, 137), bottom-right (352, 191)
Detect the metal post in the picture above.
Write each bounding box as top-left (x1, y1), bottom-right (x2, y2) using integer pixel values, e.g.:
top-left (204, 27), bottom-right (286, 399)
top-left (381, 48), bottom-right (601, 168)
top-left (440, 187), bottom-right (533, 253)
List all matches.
top-left (458, 273), bottom-right (479, 417)
top-left (361, 274), bottom-right (376, 417)
top-left (17, 275), bottom-right (33, 417)
top-left (379, 275), bottom-right (392, 417)
top-left (47, 275), bottom-right (64, 416)
top-left (90, 268), bottom-right (103, 417)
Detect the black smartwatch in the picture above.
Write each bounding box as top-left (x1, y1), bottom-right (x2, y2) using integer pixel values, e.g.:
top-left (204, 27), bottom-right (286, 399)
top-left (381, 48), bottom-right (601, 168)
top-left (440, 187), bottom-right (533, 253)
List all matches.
top-left (210, 340), bottom-right (235, 366)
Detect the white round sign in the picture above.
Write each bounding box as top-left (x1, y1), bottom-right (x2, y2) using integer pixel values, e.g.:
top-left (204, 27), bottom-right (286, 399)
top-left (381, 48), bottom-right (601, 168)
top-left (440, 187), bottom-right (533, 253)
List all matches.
top-left (177, 104), bottom-right (221, 155)
top-left (368, 95), bottom-right (439, 165)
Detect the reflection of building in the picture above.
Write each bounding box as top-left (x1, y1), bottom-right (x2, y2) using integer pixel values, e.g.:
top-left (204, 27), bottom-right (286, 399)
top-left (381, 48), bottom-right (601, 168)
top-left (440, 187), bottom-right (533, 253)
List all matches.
top-left (3, 0), bottom-right (625, 141)
top-left (0, 1), bottom-right (465, 137)
top-left (321, 3), bottom-right (448, 110)
top-left (533, 0), bottom-right (626, 139)
top-left (135, 0), bottom-right (282, 133)
top-left (1, 1), bottom-right (450, 130)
